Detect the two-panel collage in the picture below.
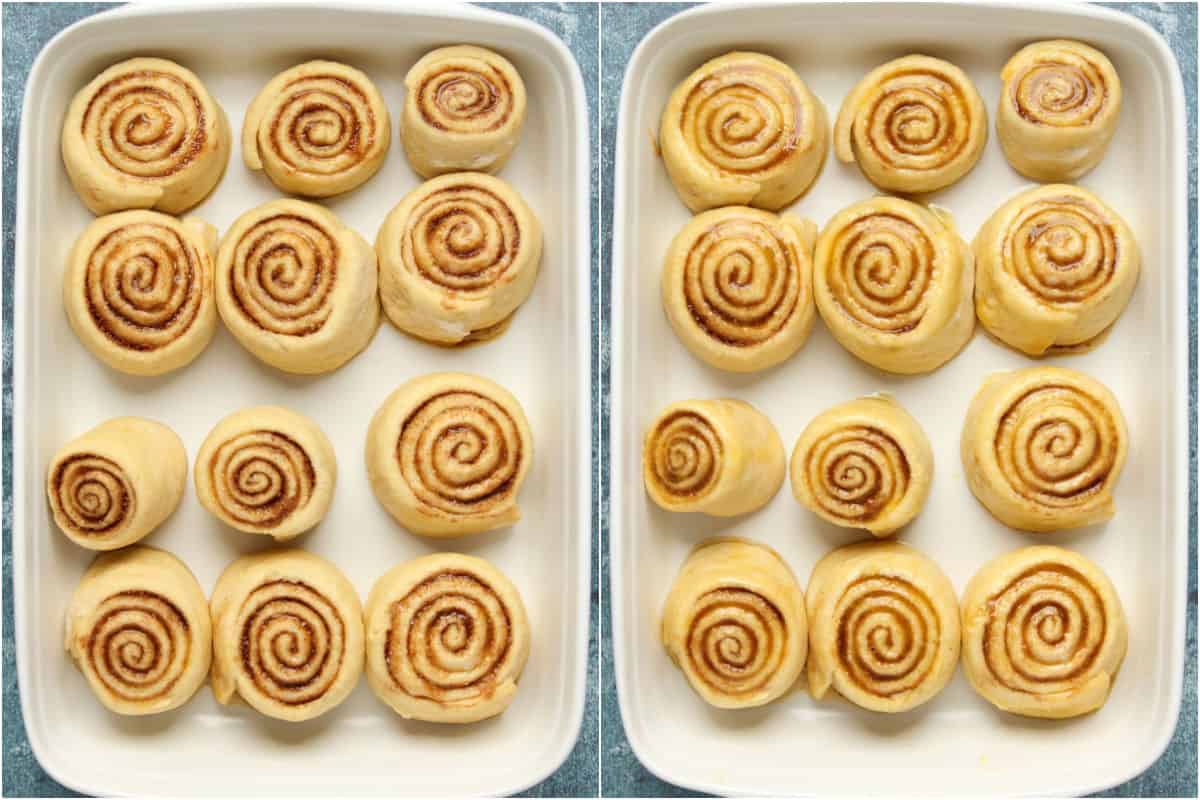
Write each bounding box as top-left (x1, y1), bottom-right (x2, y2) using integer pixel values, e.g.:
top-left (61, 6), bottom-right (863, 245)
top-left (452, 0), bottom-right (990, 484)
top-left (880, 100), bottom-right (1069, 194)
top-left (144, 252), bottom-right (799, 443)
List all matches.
top-left (0, 1), bottom-right (1196, 798)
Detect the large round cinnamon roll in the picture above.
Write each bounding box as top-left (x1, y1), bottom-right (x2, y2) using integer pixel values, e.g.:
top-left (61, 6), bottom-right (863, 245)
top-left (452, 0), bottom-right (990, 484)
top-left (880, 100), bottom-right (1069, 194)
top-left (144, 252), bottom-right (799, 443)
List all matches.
top-left (65, 546), bottom-right (212, 715)
top-left (659, 52), bottom-right (828, 213)
top-left (790, 395), bottom-right (933, 537)
top-left (61, 57), bottom-right (231, 215)
top-left (376, 173), bottom-right (542, 346)
top-left (973, 184), bottom-right (1139, 356)
top-left (210, 549), bottom-right (364, 722)
top-left (365, 553), bottom-right (531, 723)
top-left (661, 538), bottom-right (807, 709)
top-left (661, 206), bottom-right (816, 372)
top-left (215, 198), bottom-right (380, 374)
top-left (401, 45), bottom-right (528, 179)
top-left (807, 541), bottom-right (960, 713)
top-left (366, 372), bottom-right (533, 537)
top-left (961, 367), bottom-right (1128, 532)
top-left (643, 398), bottom-right (785, 517)
top-left (63, 210), bottom-right (217, 376)
top-left (997, 40), bottom-right (1121, 182)
top-left (835, 55), bottom-right (986, 194)
top-left (243, 60), bottom-right (390, 197)
top-left (961, 545), bottom-right (1127, 718)
top-left (195, 406), bottom-right (336, 541)
top-left (47, 417), bottom-right (187, 551)
top-left (814, 196), bottom-right (975, 374)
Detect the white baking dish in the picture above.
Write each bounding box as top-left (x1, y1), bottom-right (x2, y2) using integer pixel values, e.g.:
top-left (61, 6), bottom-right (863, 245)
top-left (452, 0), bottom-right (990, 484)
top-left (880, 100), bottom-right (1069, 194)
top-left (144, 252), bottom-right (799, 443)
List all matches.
top-left (13, 2), bottom-right (591, 796)
top-left (609, 2), bottom-right (1188, 796)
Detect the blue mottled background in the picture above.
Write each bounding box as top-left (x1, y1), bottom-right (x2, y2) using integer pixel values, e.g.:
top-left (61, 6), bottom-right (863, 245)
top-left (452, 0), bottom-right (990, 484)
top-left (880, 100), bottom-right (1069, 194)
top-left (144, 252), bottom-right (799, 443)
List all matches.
top-left (0, 2), bottom-right (598, 797)
top-left (597, 2), bottom-right (1197, 798)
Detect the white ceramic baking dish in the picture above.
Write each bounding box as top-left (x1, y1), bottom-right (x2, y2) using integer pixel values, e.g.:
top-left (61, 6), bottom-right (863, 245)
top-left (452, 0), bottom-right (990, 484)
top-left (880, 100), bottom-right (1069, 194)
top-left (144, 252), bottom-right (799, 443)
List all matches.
top-left (13, 2), bottom-right (591, 796)
top-left (609, 2), bottom-right (1188, 796)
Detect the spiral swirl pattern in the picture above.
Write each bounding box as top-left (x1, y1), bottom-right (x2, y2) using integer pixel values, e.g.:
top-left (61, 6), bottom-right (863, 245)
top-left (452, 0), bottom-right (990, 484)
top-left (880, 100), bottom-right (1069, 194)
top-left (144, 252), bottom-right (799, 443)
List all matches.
top-left (1002, 194), bottom-right (1118, 304)
top-left (84, 590), bottom-right (190, 702)
top-left (401, 185), bottom-right (521, 294)
top-left (1012, 57), bottom-right (1109, 127)
top-left (804, 427), bottom-right (909, 524)
top-left (834, 576), bottom-right (940, 699)
top-left (50, 454), bottom-right (134, 537)
top-left (262, 73), bottom-right (382, 177)
top-left (415, 60), bottom-right (514, 134)
top-left (647, 412), bottom-right (722, 500)
top-left (825, 212), bottom-right (934, 333)
top-left (853, 65), bottom-right (976, 172)
top-left (207, 431), bottom-right (315, 530)
top-left (683, 588), bottom-right (786, 698)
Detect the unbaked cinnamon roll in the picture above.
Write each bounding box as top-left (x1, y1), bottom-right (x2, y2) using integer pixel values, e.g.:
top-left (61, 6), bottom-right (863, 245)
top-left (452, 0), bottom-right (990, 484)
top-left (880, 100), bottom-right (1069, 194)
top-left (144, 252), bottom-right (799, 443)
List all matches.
top-left (661, 206), bottom-right (816, 372)
top-left (814, 196), bottom-right (975, 374)
top-left (63, 210), bottom-right (217, 376)
top-left (365, 553), bottom-right (531, 723)
top-left (65, 546), bottom-right (212, 715)
top-left (61, 57), bottom-right (231, 215)
top-left (973, 184), bottom-right (1139, 356)
top-left (215, 198), bottom-right (380, 374)
top-left (401, 46), bottom-right (527, 178)
top-left (961, 545), bottom-right (1127, 718)
top-left (47, 417), bottom-right (187, 551)
top-left (643, 398), bottom-right (784, 517)
top-left (961, 367), bottom-right (1128, 532)
top-left (660, 52), bottom-right (828, 213)
top-left (366, 372), bottom-right (533, 537)
top-left (210, 549), bottom-right (364, 722)
top-left (243, 60), bottom-right (390, 197)
top-left (835, 55), bottom-right (986, 194)
top-left (376, 173), bottom-right (542, 345)
top-left (998, 40), bottom-right (1121, 182)
top-left (661, 538), bottom-right (807, 709)
top-left (807, 541), bottom-right (960, 713)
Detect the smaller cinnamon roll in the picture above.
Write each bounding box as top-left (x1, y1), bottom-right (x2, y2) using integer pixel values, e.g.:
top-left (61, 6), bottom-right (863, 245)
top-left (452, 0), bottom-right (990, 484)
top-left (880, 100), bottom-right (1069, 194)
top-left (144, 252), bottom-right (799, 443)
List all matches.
top-left (790, 395), bottom-right (933, 537)
top-left (660, 52), bottom-right (828, 213)
top-left (835, 55), bottom-right (986, 194)
top-left (962, 367), bottom-right (1128, 532)
top-left (973, 184), bottom-right (1139, 356)
top-left (376, 173), bottom-right (542, 345)
top-left (62, 57), bottom-right (231, 215)
top-left (215, 198), bottom-right (380, 375)
top-left (195, 406), bottom-right (336, 541)
top-left (662, 538), bottom-right (807, 709)
top-left (998, 41), bottom-right (1121, 182)
top-left (401, 46), bottom-right (527, 178)
top-left (243, 61), bottom-right (390, 197)
top-left (661, 207), bottom-right (816, 372)
top-left (210, 549), bottom-right (364, 722)
top-left (365, 553), bottom-right (531, 723)
top-left (366, 372), bottom-right (533, 537)
top-left (807, 541), bottom-right (960, 713)
top-left (65, 546), bottom-right (212, 715)
top-left (47, 417), bottom-right (187, 551)
top-left (643, 398), bottom-right (784, 517)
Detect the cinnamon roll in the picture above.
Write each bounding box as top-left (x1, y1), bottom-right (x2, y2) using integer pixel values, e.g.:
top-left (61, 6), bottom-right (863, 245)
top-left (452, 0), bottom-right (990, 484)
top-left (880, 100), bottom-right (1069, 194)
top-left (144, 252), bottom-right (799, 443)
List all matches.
top-left (643, 398), bottom-right (784, 517)
top-left (814, 196), bottom-right (975, 374)
top-left (65, 546), bottom-right (212, 715)
top-left (661, 206), bottom-right (816, 372)
top-left (659, 52), bottom-right (828, 213)
top-left (63, 210), bottom-right (217, 376)
top-left (961, 367), bottom-right (1128, 532)
top-left (365, 553), bottom-right (530, 723)
top-left (998, 41), bottom-right (1121, 182)
top-left (366, 372), bottom-right (533, 537)
top-left (195, 406), bottom-right (336, 541)
top-left (807, 541), bottom-right (960, 713)
top-left (835, 55), bottom-right (986, 194)
top-left (243, 60), bottom-right (390, 197)
top-left (376, 173), bottom-right (542, 345)
top-left (661, 538), bottom-right (806, 709)
top-left (973, 184), bottom-right (1139, 356)
top-left (210, 549), bottom-right (364, 722)
top-left (61, 57), bottom-right (231, 215)
top-left (961, 545), bottom-right (1127, 718)
top-left (47, 417), bottom-right (186, 551)
top-left (401, 46), bottom-right (528, 178)
top-left (215, 198), bottom-right (380, 374)
top-left (789, 395), bottom-right (933, 537)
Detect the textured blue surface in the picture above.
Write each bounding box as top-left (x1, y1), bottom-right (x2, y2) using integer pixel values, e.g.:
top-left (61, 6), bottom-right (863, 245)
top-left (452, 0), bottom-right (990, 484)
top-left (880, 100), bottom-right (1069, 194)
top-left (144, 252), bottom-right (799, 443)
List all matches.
top-left (0, 2), bottom-right (598, 797)
top-left (597, 2), bottom-right (1198, 798)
